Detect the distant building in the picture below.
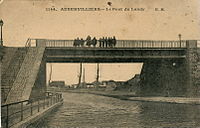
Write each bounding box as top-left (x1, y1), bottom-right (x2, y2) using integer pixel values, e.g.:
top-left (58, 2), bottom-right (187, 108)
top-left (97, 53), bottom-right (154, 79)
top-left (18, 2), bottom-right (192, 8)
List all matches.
top-left (101, 80), bottom-right (118, 91)
top-left (71, 84), bottom-right (78, 88)
top-left (86, 83), bottom-right (94, 88)
top-left (49, 81), bottom-right (65, 88)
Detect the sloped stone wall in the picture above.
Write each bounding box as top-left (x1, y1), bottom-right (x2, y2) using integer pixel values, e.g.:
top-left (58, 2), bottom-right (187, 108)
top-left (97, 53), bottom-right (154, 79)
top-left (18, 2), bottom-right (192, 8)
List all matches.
top-left (1, 47), bottom-right (18, 75)
top-left (1, 47), bottom-right (27, 103)
top-left (29, 54), bottom-right (47, 100)
top-left (6, 47), bottom-right (46, 104)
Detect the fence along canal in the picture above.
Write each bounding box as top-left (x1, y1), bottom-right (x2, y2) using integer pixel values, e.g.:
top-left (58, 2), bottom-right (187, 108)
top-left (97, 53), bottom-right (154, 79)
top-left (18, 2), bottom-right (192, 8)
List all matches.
top-left (1, 92), bottom-right (63, 128)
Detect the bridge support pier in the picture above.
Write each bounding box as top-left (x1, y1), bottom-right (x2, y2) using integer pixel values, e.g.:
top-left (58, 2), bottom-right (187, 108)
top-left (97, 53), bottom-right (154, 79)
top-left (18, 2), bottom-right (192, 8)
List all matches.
top-left (186, 40), bottom-right (200, 97)
top-left (139, 59), bottom-right (188, 96)
top-left (29, 54), bottom-right (47, 100)
top-left (139, 40), bottom-right (200, 97)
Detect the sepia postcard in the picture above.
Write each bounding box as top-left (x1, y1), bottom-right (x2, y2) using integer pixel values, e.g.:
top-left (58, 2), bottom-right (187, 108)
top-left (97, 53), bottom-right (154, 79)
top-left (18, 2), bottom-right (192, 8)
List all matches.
top-left (0, 0), bottom-right (200, 128)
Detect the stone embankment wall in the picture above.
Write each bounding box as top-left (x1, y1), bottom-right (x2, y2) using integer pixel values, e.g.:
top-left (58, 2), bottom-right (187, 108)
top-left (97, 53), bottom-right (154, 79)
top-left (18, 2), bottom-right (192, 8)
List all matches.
top-left (2, 47), bottom-right (46, 104)
top-left (139, 41), bottom-right (200, 97)
top-left (186, 40), bottom-right (200, 96)
top-left (1, 48), bottom-right (27, 103)
top-left (139, 59), bottom-right (188, 96)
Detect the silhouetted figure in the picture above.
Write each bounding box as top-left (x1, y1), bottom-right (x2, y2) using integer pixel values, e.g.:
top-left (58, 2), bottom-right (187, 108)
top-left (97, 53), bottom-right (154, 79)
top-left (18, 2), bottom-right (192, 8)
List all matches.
top-left (112, 36), bottom-right (116, 47)
top-left (105, 37), bottom-right (108, 47)
top-left (92, 37), bottom-right (97, 47)
top-left (86, 35), bottom-right (92, 47)
top-left (80, 38), bottom-right (84, 47)
top-left (99, 38), bottom-right (102, 47)
top-left (102, 37), bottom-right (105, 47)
top-left (108, 37), bottom-right (112, 47)
top-left (73, 38), bottom-right (79, 47)
top-left (73, 38), bottom-right (77, 47)
top-left (77, 37), bottom-right (80, 47)
top-left (86, 35), bottom-right (91, 41)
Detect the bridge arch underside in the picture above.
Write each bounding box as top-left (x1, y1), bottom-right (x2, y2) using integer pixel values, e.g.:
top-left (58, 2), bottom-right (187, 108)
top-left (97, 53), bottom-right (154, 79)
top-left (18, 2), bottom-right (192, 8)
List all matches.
top-left (45, 48), bottom-right (189, 96)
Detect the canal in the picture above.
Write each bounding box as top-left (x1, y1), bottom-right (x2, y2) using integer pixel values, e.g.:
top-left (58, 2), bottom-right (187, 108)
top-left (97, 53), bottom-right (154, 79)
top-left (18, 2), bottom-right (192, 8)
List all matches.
top-left (29, 92), bottom-right (200, 128)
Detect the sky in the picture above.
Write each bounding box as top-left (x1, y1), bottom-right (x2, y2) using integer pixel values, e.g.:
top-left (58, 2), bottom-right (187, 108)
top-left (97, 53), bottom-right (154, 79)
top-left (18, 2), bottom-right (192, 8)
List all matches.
top-left (0, 0), bottom-right (200, 46)
top-left (0, 0), bottom-right (200, 84)
top-left (46, 63), bottom-right (143, 85)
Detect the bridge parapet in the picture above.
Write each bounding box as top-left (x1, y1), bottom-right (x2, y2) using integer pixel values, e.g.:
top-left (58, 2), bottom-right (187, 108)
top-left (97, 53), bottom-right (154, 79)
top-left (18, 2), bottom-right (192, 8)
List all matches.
top-left (27, 38), bottom-right (189, 49)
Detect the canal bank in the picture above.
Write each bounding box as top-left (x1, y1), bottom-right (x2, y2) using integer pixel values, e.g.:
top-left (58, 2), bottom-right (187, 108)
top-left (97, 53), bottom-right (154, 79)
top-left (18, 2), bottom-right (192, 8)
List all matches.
top-left (1, 92), bottom-right (63, 128)
top-left (65, 89), bottom-right (200, 105)
top-left (13, 101), bottom-right (63, 128)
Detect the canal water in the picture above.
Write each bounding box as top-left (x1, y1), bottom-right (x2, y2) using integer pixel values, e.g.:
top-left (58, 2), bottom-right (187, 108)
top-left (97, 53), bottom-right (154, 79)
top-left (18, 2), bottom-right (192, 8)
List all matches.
top-left (29, 92), bottom-right (200, 128)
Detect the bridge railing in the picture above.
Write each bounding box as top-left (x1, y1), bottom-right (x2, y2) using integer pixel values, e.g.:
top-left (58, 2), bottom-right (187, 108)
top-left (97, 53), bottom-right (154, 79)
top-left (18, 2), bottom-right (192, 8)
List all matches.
top-left (116, 40), bottom-right (186, 48)
top-left (28, 39), bottom-right (188, 48)
top-left (44, 39), bottom-right (74, 47)
top-left (1, 92), bottom-right (63, 128)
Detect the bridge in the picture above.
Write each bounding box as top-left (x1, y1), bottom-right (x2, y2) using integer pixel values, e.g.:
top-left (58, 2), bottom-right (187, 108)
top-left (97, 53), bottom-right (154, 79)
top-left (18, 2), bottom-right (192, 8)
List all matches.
top-left (1, 38), bottom-right (200, 127)
top-left (37, 39), bottom-right (187, 62)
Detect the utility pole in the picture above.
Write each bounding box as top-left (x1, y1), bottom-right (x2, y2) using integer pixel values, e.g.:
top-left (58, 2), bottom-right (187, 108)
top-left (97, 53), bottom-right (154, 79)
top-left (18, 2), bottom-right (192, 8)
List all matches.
top-left (96, 63), bottom-right (100, 82)
top-left (178, 34), bottom-right (182, 47)
top-left (78, 63), bottom-right (83, 87)
top-left (48, 64), bottom-right (53, 86)
top-left (83, 67), bottom-right (85, 86)
top-left (0, 19), bottom-right (3, 46)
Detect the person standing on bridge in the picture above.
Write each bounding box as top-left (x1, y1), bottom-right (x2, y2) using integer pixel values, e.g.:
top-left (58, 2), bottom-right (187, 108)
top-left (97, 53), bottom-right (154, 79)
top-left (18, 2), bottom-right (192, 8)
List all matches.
top-left (105, 37), bottom-right (108, 47)
top-left (77, 37), bottom-right (80, 47)
top-left (112, 36), bottom-right (116, 47)
top-left (102, 37), bottom-right (105, 47)
top-left (73, 38), bottom-right (77, 47)
top-left (108, 37), bottom-right (112, 47)
top-left (99, 38), bottom-right (102, 47)
top-left (80, 38), bottom-right (84, 47)
top-left (86, 35), bottom-right (91, 41)
top-left (86, 35), bottom-right (92, 47)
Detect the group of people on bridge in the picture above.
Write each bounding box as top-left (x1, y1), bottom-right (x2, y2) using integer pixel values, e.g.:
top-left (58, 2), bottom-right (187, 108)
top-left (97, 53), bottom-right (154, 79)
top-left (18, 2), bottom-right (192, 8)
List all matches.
top-left (73, 36), bottom-right (117, 48)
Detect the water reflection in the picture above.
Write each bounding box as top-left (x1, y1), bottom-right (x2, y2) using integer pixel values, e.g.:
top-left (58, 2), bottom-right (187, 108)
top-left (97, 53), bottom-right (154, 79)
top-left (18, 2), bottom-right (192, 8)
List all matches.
top-left (29, 92), bottom-right (200, 128)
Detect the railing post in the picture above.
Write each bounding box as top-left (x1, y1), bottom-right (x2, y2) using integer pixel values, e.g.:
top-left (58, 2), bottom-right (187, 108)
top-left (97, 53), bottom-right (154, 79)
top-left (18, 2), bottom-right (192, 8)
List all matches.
top-left (53, 96), bottom-right (55, 104)
top-left (141, 41), bottom-right (143, 48)
top-left (6, 105), bottom-right (9, 128)
top-left (47, 97), bottom-right (49, 107)
top-left (43, 98), bottom-right (45, 109)
top-left (171, 41), bottom-right (173, 48)
top-left (55, 95), bottom-right (57, 103)
top-left (38, 100), bottom-right (40, 112)
top-left (51, 96), bottom-right (52, 105)
top-left (58, 94), bottom-right (59, 102)
top-left (58, 94), bottom-right (60, 102)
top-left (180, 40), bottom-right (182, 48)
top-left (152, 41), bottom-right (154, 48)
top-left (31, 101), bottom-right (33, 116)
top-left (21, 102), bottom-right (23, 121)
